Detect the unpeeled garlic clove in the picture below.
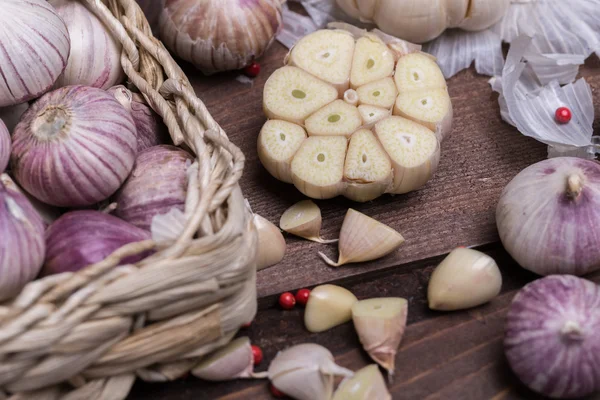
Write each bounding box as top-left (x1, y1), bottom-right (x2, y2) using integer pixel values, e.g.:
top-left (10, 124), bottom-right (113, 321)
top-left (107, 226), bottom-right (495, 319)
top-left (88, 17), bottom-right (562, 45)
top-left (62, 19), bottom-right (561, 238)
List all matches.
top-left (319, 209), bottom-right (404, 267)
top-left (279, 200), bottom-right (337, 244)
top-left (253, 214), bottom-right (286, 270)
top-left (428, 248), bottom-right (502, 311)
top-left (459, 0), bottom-right (511, 32)
top-left (304, 284), bottom-right (358, 333)
top-left (332, 364), bottom-right (392, 400)
top-left (268, 343), bottom-right (353, 400)
top-left (352, 297), bottom-right (407, 375)
top-left (257, 120), bottom-right (307, 184)
top-left (192, 337), bottom-right (262, 381)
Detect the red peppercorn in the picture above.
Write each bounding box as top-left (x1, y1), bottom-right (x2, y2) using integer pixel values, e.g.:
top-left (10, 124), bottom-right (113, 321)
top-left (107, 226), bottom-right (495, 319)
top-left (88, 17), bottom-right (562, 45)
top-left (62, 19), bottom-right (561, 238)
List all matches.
top-left (295, 288), bottom-right (311, 306)
top-left (242, 321), bottom-right (252, 328)
top-left (555, 107), bottom-right (572, 124)
top-left (270, 383), bottom-right (286, 398)
top-left (244, 62), bottom-right (261, 77)
top-left (251, 345), bottom-right (263, 365)
top-left (279, 292), bottom-right (296, 309)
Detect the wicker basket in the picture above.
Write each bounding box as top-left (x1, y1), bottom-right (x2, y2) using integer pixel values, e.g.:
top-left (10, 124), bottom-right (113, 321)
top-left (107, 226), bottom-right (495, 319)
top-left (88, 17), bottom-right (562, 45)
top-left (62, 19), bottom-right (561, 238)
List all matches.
top-left (0, 0), bottom-right (257, 398)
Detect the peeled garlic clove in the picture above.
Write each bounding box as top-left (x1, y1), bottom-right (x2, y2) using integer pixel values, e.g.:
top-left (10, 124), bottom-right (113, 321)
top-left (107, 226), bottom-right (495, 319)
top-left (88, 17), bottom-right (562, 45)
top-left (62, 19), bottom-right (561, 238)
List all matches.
top-left (343, 129), bottom-right (393, 202)
top-left (352, 298), bottom-right (407, 375)
top-left (269, 343), bottom-right (353, 400)
top-left (279, 200), bottom-right (336, 244)
top-left (375, 116), bottom-right (440, 194)
top-left (291, 136), bottom-right (347, 199)
top-left (350, 36), bottom-right (395, 88)
top-left (304, 284), bottom-right (358, 333)
top-left (288, 29), bottom-right (355, 95)
top-left (428, 248), bottom-right (502, 311)
top-left (305, 100), bottom-right (362, 137)
top-left (459, 0), bottom-right (511, 31)
top-left (356, 77), bottom-right (397, 109)
top-left (263, 66), bottom-right (339, 125)
top-left (393, 88), bottom-right (453, 142)
top-left (358, 105), bottom-right (391, 128)
top-left (394, 53), bottom-right (447, 92)
top-left (257, 120), bottom-right (307, 183)
top-left (321, 209), bottom-right (405, 267)
top-left (192, 337), bottom-right (255, 381)
top-left (253, 214), bottom-right (286, 270)
top-left (332, 364), bottom-right (391, 400)
top-left (159, 0), bottom-right (282, 74)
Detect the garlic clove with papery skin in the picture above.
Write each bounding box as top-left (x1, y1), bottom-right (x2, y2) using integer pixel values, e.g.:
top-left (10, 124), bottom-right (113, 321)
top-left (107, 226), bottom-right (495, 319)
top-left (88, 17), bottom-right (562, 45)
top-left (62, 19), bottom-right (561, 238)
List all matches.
top-left (332, 364), bottom-right (392, 400)
top-left (263, 66), bottom-right (339, 125)
top-left (320, 209), bottom-right (405, 267)
top-left (192, 337), bottom-right (260, 381)
top-left (428, 248), bottom-right (502, 311)
top-left (279, 200), bottom-right (337, 244)
top-left (291, 136), bottom-right (347, 199)
top-left (159, 0), bottom-right (283, 75)
top-left (268, 343), bottom-right (353, 400)
top-left (253, 214), bottom-right (286, 270)
top-left (304, 284), bottom-right (358, 333)
top-left (350, 36), bottom-right (396, 88)
top-left (352, 298), bottom-right (407, 375)
top-left (257, 120), bottom-right (307, 184)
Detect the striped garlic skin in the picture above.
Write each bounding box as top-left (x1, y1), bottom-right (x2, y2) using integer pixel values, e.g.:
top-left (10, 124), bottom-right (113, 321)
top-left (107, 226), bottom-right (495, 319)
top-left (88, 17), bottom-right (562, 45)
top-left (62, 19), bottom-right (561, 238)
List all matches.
top-left (160, 0), bottom-right (283, 74)
top-left (11, 86), bottom-right (137, 207)
top-left (50, 0), bottom-right (124, 90)
top-left (0, 120), bottom-right (9, 173)
top-left (0, 0), bottom-right (70, 107)
top-left (0, 179), bottom-right (45, 301)
top-left (505, 275), bottom-right (600, 398)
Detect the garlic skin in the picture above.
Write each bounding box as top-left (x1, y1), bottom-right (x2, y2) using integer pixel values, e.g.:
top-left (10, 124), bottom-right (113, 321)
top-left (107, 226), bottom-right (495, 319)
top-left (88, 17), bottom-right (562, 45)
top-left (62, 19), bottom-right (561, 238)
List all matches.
top-left (332, 364), bottom-right (392, 400)
top-left (505, 275), bottom-right (600, 399)
top-left (497, 157), bottom-right (600, 276)
top-left (0, 120), bottom-right (9, 173)
top-left (279, 200), bottom-right (337, 243)
top-left (304, 284), bottom-right (358, 333)
top-left (352, 297), bottom-right (407, 375)
top-left (268, 343), bottom-right (353, 400)
top-left (320, 209), bottom-right (405, 267)
top-left (160, 0), bottom-right (283, 75)
top-left (428, 248), bottom-right (502, 311)
top-left (0, 0), bottom-right (70, 107)
top-left (253, 214), bottom-right (286, 270)
top-left (336, 0), bottom-right (511, 43)
top-left (192, 337), bottom-right (255, 381)
top-left (50, 0), bottom-right (124, 90)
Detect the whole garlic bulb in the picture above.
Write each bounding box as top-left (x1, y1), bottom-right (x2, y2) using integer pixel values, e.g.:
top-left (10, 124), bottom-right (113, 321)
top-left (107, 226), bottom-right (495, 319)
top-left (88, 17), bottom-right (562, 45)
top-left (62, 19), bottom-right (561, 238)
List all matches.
top-left (0, 0), bottom-right (70, 107)
top-left (336, 0), bottom-right (511, 43)
top-left (160, 0), bottom-right (283, 75)
top-left (50, 0), bottom-right (125, 89)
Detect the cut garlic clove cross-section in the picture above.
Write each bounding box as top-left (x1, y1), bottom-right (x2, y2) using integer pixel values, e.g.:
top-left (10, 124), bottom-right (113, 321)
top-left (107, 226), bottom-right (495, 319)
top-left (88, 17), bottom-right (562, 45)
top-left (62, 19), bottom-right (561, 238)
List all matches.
top-left (356, 77), bottom-right (397, 109)
top-left (394, 88), bottom-right (453, 141)
top-left (394, 53), bottom-right (447, 92)
top-left (305, 100), bottom-right (363, 137)
top-left (291, 136), bottom-right (347, 199)
top-left (358, 105), bottom-right (391, 128)
top-left (350, 36), bottom-right (395, 88)
top-left (263, 66), bottom-right (338, 124)
top-left (257, 120), bottom-right (307, 183)
top-left (343, 129), bottom-right (392, 202)
top-left (288, 29), bottom-right (355, 95)
top-left (375, 116), bottom-right (440, 194)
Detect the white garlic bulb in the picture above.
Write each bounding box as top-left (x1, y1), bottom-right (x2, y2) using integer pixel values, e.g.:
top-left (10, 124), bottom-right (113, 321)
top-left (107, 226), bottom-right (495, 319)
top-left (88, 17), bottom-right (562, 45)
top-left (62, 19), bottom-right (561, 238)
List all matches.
top-left (336, 0), bottom-right (511, 43)
top-left (160, 0), bottom-right (283, 74)
top-left (50, 0), bottom-right (124, 90)
top-left (0, 0), bottom-right (70, 107)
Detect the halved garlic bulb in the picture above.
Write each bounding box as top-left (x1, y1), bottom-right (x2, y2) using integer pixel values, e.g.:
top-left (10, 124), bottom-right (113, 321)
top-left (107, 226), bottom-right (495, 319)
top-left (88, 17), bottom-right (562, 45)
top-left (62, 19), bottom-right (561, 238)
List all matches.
top-left (304, 284), bottom-right (358, 333)
top-left (428, 248), bottom-right (502, 311)
top-left (336, 0), bottom-right (511, 43)
top-left (258, 28), bottom-right (452, 202)
top-left (268, 343), bottom-right (353, 400)
top-left (279, 200), bottom-right (337, 243)
top-left (160, 0), bottom-right (283, 74)
top-left (0, 0), bottom-right (70, 107)
top-left (320, 209), bottom-right (405, 267)
top-left (332, 364), bottom-right (392, 400)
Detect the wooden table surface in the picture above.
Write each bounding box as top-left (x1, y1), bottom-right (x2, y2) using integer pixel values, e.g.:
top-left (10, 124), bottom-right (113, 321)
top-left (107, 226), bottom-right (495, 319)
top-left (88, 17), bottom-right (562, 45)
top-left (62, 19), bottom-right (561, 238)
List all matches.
top-left (130, 40), bottom-right (600, 399)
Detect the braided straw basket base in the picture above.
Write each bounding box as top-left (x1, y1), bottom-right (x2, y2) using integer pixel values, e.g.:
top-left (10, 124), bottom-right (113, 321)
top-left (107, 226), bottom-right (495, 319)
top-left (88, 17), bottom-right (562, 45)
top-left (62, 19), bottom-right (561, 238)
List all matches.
top-left (0, 0), bottom-right (257, 398)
